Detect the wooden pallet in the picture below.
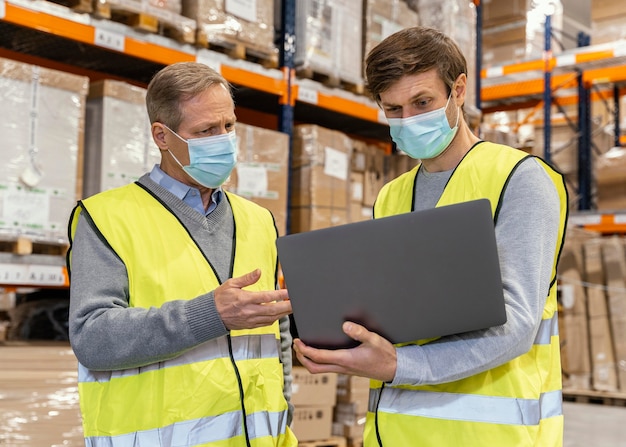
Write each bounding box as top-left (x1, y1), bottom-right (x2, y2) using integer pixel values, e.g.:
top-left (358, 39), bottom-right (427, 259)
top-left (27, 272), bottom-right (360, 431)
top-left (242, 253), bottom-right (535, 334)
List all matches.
top-left (196, 30), bottom-right (279, 69)
top-left (347, 437), bottom-right (363, 447)
top-left (564, 389), bottom-right (626, 407)
top-left (93, 0), bottom-right (196, 45)
top-left (296, 67), bottom-right (365, 96)
top-left (47, 0), bottom-right (93, 14)
top-left (0, 236), bottom-right (68, 256)
top-left (298, 436), bottom-right (347, 447)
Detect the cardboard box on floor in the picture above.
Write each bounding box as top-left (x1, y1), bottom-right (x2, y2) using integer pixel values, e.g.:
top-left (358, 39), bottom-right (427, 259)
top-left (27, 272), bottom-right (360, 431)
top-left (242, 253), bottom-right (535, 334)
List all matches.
top-left (291, 366), bottom-right (337, 442)
top-left (600, 236), bottom-right (626, 391)
top-left (583, 238), bottom-right (619, 392)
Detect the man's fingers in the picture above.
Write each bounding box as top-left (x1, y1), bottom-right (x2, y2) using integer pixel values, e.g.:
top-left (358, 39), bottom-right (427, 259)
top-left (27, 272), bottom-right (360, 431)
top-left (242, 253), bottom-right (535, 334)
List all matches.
top-left (227, 269), bottom-right (261, 289)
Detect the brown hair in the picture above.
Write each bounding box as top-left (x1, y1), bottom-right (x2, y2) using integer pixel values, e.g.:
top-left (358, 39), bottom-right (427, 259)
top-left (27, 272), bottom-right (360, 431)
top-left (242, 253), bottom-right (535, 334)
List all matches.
top-left (365, 26), bottom-right (467, 102)
top-left (146, 62), bottom-right (232, 131)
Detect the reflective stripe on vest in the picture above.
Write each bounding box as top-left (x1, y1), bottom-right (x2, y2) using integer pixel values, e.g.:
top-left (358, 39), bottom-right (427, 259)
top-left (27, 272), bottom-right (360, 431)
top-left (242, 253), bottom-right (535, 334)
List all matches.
top-left (535, 313), bottom-right (559, 345)
top-left (78, 333), bottom-right (279, 383)
top-left (369, 388), bottom-right (562, 425)
top-left (84, 409), bottom-right (288, 447)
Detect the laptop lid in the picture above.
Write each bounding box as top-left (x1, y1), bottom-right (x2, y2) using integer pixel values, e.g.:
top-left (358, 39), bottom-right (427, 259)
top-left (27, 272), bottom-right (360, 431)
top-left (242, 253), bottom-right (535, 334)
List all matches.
top-left (276, 198), bottom-right (507, 349)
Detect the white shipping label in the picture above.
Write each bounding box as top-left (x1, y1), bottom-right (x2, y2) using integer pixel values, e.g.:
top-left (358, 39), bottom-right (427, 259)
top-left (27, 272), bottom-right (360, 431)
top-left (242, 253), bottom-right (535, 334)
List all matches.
top-left (351, 181), bottom-right (363, 202)
top-left (1, 185), bottom-right (50, 230)
top-left (559, 284), bottom-right (575, 309)
top-left (0, 1), bottom-right (5, 19)
top-left (237, 164), bottom-right (268, 197)
top-left (324, 147), bottom-right (349, 181)
top-left (225, 0), bottom-right (257, 23)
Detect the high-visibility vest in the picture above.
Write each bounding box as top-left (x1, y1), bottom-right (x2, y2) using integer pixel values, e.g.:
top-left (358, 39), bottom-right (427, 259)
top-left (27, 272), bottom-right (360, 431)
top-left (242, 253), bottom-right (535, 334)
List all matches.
top-left (369, 141), bottom-right (568, 446)
top-left (69, 183), bottom-right (297, 447)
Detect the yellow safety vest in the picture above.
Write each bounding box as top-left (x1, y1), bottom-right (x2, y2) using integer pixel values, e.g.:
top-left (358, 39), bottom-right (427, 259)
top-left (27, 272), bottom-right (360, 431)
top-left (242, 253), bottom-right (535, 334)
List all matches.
top-left (369, 142), bottom-right (568, 446)
top-left (69, 183), bottom-right (297, 447)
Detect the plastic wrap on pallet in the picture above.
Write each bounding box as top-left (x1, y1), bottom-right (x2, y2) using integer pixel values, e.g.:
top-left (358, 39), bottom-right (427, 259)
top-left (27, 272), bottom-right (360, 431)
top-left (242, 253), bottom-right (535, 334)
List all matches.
top-left (525, 0), bottom-right (563, 59)
top-left (294, 0), bottom-right (363, 86)
top-left (83, 80), bottom-right (160, 199)
top-left (182, 0), bottom-right (276, 57)
top-left (363, 0), bottom-right (420, 61)
top-left (413, 0), bottom-right (478, 112)
top-left (100, 0), bottom-right (197, 42)
top-left (0, 57), bottom-right (88, 244)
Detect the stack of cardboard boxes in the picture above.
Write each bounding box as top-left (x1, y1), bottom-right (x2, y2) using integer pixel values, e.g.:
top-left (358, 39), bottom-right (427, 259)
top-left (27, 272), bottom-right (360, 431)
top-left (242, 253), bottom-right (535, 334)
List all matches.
top-left (559, 229), bottom-right (626, 393)
top-left (291, 366), bottom-right (338, 442)
top-left (333, 374), bottom-right (370, 445)
top-left (289, 124), bottom-right (353, 233)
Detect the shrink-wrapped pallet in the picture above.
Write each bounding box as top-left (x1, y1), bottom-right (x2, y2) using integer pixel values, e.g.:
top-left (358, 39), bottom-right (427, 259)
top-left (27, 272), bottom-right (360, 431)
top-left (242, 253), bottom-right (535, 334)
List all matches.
top-left (84, 80), bottom-right (159, 199)
top-left (0, 58), bottom-right (88, 244)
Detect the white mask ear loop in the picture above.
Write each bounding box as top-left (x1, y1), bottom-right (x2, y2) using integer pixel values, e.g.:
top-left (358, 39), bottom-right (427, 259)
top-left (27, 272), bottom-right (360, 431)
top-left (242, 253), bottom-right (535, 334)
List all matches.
top-left (161, 124), bottom-right (187, 167)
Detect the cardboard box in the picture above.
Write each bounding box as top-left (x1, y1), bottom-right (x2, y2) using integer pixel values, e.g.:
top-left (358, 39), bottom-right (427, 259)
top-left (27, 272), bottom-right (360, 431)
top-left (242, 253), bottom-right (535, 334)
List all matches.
top-left (291, 405), bottom-right (333, 442)
top-left (222, 123), bottom-right (289, 235)
top-left (84, 80), bottom-right (159, 199)
top-left (601, 237), bottom-right (626, 390)
top-left (0, 57), bottom-right (88, 244)
top-left (291, 366), bottom-right (338, 407)
top-left (363, 0), bottom-right (419, 63)
top-left (595, 147), bottom-right (626, 211)
top-left (290, 125), bottom-right (352, 233)
top-left (482, 0), bottom-right (528, 27)
top-left (583, 238), bottom-right (619, 392)
top-left (362, 145), bottom-right (386, 207)
top-left (557, 228), bottom-right (598, 391)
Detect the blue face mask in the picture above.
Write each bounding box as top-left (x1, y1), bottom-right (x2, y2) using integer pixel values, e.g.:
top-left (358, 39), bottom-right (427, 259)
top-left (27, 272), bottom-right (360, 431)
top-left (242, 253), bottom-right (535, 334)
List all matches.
top-left (387, 94), bottom-right (460, 160)
top-left (166, 126), bottom-right (238, 188)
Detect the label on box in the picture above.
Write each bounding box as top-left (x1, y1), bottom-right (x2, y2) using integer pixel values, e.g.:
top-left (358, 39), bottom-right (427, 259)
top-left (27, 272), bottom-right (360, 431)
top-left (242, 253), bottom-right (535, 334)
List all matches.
top-left (1, 184), bottom-right (50, 231)
top-left (225, 0), bottom-right (257, 23)
top-left (236, 163), bottom-right (268, 198)
top-left (324, 147), bottom-right (348, 181)
top-left (559, 284), bottom-right (575, 309)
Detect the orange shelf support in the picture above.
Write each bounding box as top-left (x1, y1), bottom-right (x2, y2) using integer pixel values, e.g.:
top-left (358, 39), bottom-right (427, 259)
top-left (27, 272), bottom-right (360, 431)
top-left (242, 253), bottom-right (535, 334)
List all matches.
top-left (221, 65), bottom-right (286, 97)
top-left (4, 1), bottom-right (94, 43)
top-left (315, 92), bottom-right (380, 123)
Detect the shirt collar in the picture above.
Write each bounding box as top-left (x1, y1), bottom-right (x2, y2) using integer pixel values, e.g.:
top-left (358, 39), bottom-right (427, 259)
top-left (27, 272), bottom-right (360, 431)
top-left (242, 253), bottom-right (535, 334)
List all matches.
top-left (149, 164), bottom-right (222, 215)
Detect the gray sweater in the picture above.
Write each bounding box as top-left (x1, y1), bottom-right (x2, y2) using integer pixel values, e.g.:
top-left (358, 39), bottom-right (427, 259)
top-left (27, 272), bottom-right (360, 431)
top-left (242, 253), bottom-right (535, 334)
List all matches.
top-left (391, 156), bottom-right (562, 386)
top-left (68, 174), bottom-right (293, 415)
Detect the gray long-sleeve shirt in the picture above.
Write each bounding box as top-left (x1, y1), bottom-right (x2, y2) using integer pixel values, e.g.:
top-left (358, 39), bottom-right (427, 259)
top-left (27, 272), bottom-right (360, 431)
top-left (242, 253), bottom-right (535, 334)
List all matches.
top-left (391, 156), bottom-right (562, 386)
top-left (68, 173), bottom-right (293, 414)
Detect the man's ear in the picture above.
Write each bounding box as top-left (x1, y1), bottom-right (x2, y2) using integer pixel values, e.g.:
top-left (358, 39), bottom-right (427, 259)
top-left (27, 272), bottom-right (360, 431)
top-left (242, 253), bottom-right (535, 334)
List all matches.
top-left (453, 73), bottom-right (467, 107)
top-left (152, 122), bottom-right (168, 150)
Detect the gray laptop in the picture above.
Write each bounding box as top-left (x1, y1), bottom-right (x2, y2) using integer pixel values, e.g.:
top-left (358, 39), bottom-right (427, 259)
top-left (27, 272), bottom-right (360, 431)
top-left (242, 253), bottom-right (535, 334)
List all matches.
top-left (276, 199), bottom-right (507, 349)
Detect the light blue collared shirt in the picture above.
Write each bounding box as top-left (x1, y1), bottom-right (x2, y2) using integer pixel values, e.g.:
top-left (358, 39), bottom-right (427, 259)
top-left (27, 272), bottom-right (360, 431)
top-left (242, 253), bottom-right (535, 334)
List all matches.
top-left (149, 165), bottom-right (222, 216)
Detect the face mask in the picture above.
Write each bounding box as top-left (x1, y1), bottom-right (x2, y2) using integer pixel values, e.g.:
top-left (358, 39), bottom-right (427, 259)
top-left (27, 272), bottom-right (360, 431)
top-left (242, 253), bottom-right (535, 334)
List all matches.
top-left (165, 126), bottom-right (238, 188)
top-left (387, 94), bottom-right (460, 160)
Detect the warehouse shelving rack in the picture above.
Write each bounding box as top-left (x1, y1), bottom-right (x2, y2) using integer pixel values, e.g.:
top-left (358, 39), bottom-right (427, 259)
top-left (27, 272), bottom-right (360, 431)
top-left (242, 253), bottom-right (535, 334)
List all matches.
top-left (2, 0), bottom-right (626, 291)
top-left (476, 5), bottom-right (626, 233)
top-left (0, 0), bottom-right (393, 289)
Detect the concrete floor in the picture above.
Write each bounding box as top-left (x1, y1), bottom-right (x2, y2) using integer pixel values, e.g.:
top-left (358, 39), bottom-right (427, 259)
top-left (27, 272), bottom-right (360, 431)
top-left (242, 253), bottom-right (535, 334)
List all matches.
top-left (1, 342), bottom-right (626, 446)
top-left (563, 401), bottom-right (626, 447)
